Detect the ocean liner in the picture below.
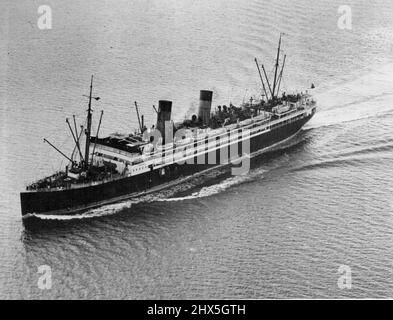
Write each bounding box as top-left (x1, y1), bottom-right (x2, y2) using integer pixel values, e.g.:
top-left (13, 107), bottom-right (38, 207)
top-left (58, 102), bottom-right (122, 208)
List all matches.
top-left (20, 35), bottom-right (317, 218)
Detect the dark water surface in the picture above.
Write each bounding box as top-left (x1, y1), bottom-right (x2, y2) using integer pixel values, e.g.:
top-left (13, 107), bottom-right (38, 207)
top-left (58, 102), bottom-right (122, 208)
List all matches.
top-left (1, 0), bottom-right (393, 299)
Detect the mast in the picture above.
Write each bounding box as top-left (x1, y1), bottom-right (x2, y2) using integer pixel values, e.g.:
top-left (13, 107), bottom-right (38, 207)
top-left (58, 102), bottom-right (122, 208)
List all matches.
top-left (254, 58), bottom-right (269, 101)
top-left (272, 34), bottom-right (282, 98)
top-left (276, 54), bottom-right (287, 97)
top-left (84, 75), bottom-right (94, 170)
top-left (134, 101), bottom-right (143, 133)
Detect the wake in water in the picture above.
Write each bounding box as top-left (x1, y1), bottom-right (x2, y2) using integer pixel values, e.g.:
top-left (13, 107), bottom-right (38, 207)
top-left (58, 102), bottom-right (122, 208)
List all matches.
top-left (307, 62), bottom-right (393, 130)
top-left (158, 172), bottom-right (259, 202)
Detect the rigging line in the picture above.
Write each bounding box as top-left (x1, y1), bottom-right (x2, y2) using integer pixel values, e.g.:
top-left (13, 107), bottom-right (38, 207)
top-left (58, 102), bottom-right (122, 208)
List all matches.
top-left (43, 138), bottom-right (74, 164)
top-left (254, 58), bottom-right (269, 101)
top-left (281, 77), bottom-right (289, 94)
top-left (66, 118), bottom-right (84, 162)
top-left (90, 110), bottom-right (104, 167)
top-left (71, 125), bottom-right (84, 163)
top-left (261, 64), bottom-right (274, 99)
top-left (276, 54), bottom-right (287, 96)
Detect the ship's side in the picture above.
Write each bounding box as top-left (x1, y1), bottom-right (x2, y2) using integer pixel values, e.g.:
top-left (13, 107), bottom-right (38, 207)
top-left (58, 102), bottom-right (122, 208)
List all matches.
top-left (20, 101), bottom-right (316, 217)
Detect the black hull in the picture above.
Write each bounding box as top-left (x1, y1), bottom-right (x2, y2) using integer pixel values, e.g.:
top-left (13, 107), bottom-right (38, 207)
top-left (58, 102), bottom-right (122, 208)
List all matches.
top-left (20, 109), bottom-right (315, 217)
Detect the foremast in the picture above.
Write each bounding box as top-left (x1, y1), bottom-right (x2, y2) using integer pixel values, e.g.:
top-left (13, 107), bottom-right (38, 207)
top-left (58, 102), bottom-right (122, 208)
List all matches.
top-left (43, 76), bottom-right (102, 175)
top-left (272, 33), bottom-right (282, 99)
top-left (254, 34), bottom-right (286, 104)
top-left (84, 75), bottom-right (94, 169)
